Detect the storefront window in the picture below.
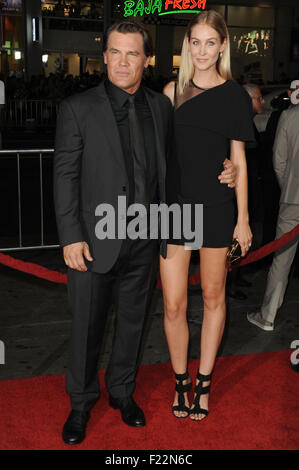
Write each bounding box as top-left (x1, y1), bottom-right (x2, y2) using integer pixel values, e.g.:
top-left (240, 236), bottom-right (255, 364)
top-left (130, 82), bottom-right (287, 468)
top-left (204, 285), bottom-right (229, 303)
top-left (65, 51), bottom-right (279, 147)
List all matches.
top-left (86, 57), bottom-right (100, 74)
top-left (0, 15), bottom-right (24, 77)
top-left (2, 15), bottom-right (23, 50)
top-left (0, 0), bottom-right (22, 15)
top-left (41, 1), bottom-right (104, 20)
top-left (43, 51), bottom-right (80, 76)
top-left (0, 50), bottom-right (24, 77)
top-left (228, 6), bottom-right (275, 85)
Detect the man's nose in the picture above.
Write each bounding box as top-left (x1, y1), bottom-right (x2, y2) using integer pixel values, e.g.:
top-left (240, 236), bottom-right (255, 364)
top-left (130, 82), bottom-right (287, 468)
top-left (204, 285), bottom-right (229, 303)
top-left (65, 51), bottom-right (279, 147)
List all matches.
top-left (119, 54), bottom-right (129, 66)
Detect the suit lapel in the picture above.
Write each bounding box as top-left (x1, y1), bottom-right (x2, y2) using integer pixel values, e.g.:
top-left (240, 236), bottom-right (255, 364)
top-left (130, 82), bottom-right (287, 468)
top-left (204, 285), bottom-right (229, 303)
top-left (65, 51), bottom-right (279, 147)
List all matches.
top-left (92, 82), bottom-right (127, 175)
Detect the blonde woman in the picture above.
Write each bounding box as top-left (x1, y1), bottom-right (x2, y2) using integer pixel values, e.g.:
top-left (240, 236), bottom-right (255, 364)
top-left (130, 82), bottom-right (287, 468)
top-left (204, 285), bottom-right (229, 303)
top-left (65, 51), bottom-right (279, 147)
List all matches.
top-left (161, 10), bottom-right (255, 421)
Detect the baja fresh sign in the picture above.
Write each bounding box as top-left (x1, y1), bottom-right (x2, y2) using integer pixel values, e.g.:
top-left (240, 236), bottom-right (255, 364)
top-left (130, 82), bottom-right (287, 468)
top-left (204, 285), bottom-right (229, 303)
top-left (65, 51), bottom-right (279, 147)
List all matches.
top-left (124, 0), bottom-right (207, 17)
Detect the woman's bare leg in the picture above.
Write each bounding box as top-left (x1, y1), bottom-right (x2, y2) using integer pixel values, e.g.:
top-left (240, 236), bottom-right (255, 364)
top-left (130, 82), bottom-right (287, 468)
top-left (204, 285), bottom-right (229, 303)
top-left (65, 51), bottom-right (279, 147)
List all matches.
top-left (189, 247), bottom-right (228, 421)
top-left (160, 244), bottom-right (192, 417)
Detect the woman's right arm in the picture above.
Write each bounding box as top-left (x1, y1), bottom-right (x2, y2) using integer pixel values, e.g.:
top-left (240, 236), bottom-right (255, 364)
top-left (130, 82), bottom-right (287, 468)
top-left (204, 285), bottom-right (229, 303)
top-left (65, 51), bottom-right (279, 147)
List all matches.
top-left (163, 81), bottom-right (176, 106)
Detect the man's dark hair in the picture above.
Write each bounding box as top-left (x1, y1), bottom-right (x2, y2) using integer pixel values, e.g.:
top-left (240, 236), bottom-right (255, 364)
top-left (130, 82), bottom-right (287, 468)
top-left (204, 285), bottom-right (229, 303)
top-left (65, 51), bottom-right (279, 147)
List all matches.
top-left (103, 21), bottom-right (153, 57)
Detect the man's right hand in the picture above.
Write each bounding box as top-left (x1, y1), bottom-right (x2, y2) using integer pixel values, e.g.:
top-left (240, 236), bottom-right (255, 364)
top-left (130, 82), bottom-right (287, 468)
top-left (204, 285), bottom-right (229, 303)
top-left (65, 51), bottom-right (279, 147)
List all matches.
top-left (63, 241), bottom-right (93, 272)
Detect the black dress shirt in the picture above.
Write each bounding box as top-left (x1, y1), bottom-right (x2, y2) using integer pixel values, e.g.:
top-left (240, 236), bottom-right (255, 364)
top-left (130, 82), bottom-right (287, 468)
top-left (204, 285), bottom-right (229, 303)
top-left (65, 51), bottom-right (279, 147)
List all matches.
top-left (105, 78), bottom-right (158, 207)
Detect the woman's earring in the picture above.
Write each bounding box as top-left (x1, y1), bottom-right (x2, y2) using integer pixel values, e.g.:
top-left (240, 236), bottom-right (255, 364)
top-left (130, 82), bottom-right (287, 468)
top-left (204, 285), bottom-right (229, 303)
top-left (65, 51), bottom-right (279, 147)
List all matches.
top-left (219, 51), bottom-right (223, 59)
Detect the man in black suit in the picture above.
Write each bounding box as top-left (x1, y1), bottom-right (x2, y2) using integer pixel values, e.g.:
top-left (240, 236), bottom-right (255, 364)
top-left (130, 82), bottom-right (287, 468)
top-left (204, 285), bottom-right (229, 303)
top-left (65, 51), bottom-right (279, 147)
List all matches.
top-left (54, 20), bottom-right (236, 445)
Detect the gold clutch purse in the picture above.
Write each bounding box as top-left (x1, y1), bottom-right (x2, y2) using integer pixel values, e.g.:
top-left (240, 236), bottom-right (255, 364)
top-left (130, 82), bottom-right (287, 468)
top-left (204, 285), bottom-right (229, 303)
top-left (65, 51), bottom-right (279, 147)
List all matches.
top-left (226, 239), bottom-right (242, 268)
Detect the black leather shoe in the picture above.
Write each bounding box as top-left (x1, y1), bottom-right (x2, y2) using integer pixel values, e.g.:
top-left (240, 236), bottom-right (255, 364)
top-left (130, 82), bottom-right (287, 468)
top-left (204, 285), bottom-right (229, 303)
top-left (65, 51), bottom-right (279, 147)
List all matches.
top-left (227, 289), bottom-right (247, 300)
top-left (109, 395), bottom-right (146, 427)
top-left (62, 410), bottom-right (90, 445)
top-left (290, 361), bottom-right (299, 373)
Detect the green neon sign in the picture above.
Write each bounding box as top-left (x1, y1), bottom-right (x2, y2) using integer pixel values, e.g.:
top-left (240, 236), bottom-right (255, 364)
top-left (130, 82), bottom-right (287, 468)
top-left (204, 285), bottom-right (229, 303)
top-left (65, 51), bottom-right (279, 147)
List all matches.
top-left (124, 0), bottom-right (207, 17)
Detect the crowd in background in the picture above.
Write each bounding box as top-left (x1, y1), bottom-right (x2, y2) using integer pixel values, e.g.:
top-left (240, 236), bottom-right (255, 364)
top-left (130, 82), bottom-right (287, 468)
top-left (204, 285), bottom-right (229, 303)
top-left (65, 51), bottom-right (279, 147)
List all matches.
top-left (1, 68), bottom-right (295, 102)
top-left (2, 72), bottom-right (104, 101)
top-left (1, 68), bottom-right (167, 101)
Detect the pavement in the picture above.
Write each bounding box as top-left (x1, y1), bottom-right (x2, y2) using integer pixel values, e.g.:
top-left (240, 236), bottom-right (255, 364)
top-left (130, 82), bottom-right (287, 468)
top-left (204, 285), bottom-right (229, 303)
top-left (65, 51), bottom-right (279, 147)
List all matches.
top-left (0, 233), bottom-right (298, 382)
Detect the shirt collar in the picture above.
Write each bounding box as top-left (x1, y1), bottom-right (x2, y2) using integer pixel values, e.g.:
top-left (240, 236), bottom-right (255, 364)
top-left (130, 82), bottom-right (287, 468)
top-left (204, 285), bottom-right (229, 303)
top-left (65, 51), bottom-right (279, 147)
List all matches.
top-left (105, 78), bottom-right (144, 108)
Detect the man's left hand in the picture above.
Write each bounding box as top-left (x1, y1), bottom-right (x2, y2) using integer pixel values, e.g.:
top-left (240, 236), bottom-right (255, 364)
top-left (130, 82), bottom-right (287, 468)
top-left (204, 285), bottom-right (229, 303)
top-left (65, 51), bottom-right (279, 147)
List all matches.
top-left (218, 158), bottom-right (236, 188)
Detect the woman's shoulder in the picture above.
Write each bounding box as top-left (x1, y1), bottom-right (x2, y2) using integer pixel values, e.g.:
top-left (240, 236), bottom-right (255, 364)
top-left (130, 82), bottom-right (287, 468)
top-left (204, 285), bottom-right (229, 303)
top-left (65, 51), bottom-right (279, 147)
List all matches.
top-left (226, 79), bottom-right (250, 99)
top-left (163, 80), bottom-right (176, 105)
top-left (224, 79), bottom-right (252, 110)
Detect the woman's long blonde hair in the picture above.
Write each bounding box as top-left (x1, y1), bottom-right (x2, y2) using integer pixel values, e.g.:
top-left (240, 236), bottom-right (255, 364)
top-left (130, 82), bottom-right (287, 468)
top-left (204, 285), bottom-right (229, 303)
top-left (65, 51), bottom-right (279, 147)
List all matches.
top-left (178, 10), bottom-right (232, 95)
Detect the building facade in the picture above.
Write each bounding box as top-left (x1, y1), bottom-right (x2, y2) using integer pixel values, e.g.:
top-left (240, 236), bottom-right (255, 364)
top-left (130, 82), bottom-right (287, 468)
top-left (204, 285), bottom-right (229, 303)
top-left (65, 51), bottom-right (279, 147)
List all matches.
top-left (0, 0), bottom-right (298, 83)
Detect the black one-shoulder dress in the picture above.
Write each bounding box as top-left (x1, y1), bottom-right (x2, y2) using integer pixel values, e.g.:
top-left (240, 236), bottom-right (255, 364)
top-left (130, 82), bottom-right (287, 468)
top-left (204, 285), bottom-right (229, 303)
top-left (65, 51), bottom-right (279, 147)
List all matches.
top-left (166, 79), bottom-right (256, 249)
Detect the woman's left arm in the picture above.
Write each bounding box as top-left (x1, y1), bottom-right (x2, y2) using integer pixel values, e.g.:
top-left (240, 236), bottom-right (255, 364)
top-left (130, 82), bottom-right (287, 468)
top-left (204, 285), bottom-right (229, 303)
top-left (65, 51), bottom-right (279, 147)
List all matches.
top-left (230, 139), bottom-right (253, 257)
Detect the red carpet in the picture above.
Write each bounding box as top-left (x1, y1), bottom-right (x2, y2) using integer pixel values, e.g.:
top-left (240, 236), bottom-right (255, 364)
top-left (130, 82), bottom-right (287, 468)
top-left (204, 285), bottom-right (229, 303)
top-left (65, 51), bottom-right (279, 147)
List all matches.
top-left (0, 350), bottom-right (298, 450)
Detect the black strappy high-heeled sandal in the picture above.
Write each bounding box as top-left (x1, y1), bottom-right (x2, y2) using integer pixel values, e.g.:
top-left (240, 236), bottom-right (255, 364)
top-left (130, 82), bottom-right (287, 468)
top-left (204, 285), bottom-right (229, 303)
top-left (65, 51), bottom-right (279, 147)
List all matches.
top-left (189, 371), bottom-right (212, 421)
top-left (172, 371), bottom-right (192, 419)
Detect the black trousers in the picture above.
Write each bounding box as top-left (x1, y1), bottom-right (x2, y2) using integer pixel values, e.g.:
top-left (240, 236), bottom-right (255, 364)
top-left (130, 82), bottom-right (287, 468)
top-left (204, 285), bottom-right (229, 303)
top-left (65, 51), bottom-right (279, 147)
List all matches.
top-left (66, 236), bottom-right (158, 412)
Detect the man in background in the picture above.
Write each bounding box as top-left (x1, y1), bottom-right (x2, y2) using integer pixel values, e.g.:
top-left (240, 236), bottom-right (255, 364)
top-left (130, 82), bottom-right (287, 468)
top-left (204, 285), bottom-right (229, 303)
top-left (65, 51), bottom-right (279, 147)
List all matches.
top-left (247, 81), bottom-right (299, 331)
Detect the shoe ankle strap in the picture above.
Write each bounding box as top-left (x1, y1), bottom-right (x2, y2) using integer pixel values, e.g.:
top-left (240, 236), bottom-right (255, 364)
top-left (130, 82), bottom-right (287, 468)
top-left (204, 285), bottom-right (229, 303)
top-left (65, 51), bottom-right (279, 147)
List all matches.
top-left (175, 371), bottom-right (189, 382)
top-left (196, 371), bottom-right (212, 381)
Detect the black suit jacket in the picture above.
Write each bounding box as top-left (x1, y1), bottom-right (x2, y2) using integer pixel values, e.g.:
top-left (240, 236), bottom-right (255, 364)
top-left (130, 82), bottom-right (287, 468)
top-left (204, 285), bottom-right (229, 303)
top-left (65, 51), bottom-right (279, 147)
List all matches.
top-left (53, 81), bottom-right (173, 273)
